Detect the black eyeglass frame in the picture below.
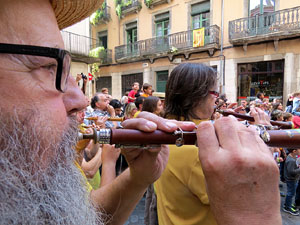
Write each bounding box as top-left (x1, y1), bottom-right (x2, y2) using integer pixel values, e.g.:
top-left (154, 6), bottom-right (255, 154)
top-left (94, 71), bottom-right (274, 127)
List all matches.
top-left (0, 43), bottom-right (71, 92)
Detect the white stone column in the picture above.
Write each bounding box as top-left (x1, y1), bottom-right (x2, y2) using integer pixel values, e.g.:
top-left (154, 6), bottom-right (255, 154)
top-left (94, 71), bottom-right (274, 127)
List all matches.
top-left (111, 72), bottom-right (122, 100)
top-left (284, 53), bottom-right (295, 104)
top-left (143, 67), bottom-right (152, 84)
top-left (224, 59), bottom-right (237, 102)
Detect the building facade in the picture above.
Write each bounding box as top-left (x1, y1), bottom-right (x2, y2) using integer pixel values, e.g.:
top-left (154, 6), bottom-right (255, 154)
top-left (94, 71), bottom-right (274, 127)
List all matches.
top-left (91, 0), bottom-right (300, 103)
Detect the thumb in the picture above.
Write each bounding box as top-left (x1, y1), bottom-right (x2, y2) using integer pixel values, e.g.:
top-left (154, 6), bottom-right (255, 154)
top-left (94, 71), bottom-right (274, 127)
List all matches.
top-left (197, 121), bottom-right (219, 162)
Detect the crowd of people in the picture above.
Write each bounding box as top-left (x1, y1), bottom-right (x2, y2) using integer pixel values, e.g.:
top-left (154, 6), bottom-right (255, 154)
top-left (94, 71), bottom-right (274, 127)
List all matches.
top-left (76, 63), bottom-right (299, 223)
top-left (0, 0), bottom-right (294, 225)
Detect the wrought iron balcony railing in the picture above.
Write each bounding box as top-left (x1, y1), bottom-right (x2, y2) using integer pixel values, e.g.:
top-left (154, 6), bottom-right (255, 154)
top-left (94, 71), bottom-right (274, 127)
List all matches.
top-left (121, 0), bottom-right (142, 16)
top-left (229, 6), bottom-right (300, 44)
top-left (115, 25), bottom-right (219, 62)
top-left (99, 49), bottom-right (113, 64)
top-left (98, 5), bottom-right (111, 23)
top-left (61, 31), bottom-right (112, 64)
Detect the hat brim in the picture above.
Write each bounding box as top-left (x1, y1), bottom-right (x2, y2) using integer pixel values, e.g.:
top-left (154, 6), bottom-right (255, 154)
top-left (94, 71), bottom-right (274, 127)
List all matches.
top-left (51, 0), bottom-right (103, 29)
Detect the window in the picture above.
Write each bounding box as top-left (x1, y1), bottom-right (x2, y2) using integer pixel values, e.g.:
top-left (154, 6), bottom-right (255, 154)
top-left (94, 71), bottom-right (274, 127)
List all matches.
top-left (98, 31), bottom-right (108, 49)
top-left (125, 22), bottom-right (138, 54)
top-left (191, 1), bottom-right (210, 30)
top-left (126, 22), bottom-right (137, 44)
top-left (155, 12), bottom-right (170, 37)
top-left (96, 76), bottom-right (112, 94)
top-left (249, 0), bottom-right (275, 17)
top-left (156, 71), bottom-right (168, 92)
top-left (237, 60), bottom-right (284, 102)
top-left (122, 73), bottom-right (143, 95)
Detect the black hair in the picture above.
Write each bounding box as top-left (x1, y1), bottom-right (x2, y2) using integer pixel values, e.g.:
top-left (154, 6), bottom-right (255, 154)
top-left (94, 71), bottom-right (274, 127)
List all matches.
top-left (109, 99), bottom-right (122, 109)
top-left (91, 95), bottom-right (99, 109)
top-left (257, 92), bottom-right (264, 99)
top-left (134, 96), bottom-right (145, 109)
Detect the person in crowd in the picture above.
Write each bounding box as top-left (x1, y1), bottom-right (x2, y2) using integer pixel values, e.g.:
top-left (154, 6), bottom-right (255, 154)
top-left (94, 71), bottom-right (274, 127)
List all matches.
top-left (286, 93), bottom-right (294, 107)
top-left (292, 92), bottom-right (300, 116)
top-left (142, 96), bottom-right (164, 117)
top-left (155, 63), bottom-right (281, 225)
top-left (121, 91), bottom-right (129, 105)
top-left (142, 96), bottom-right (164, 225)
top-left (133, 96), bottom-right (145, 118)
top-left (128, 82), bottom-right (140, 103)
top-left (283, 148), bottom-right (300, 215)
top-left (109, 99), bottom-right (123, 117)
top-left (141, 83), bottom-right (153, 98)
top-left (124, 102), bottom-right (138, 119)
top-left (0, 1), bottom-right (283, 225)
top-left (255, 92), bottom-right (265, 103)
top-left (283, 112), bottom-right (293, 122)
top-left (101, 87), bottom-right (109, 95)
top-left (90, 93), bottom-right (116, 128)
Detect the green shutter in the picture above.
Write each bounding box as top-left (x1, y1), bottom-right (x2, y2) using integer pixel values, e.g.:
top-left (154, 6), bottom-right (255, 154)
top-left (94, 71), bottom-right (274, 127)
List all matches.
top-left (191, 1), bottom-right (210, 15)
top-left (156, 71), bottom-right (168, 92)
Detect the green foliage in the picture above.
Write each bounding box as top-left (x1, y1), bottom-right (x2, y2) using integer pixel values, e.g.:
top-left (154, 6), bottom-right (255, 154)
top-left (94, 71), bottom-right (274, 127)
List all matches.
top-left (145, 0), bottom-right (153, 8)
top-left (116, 4), bottom-right (122, 19)
top-left (89, 2), bottom-right (107, 25)
top-left (169, 46), bottom-right (178, 53)
top-left (91, 63), bottom-right (100, 74)
top-left (89, 46), bottom-right (105, 58)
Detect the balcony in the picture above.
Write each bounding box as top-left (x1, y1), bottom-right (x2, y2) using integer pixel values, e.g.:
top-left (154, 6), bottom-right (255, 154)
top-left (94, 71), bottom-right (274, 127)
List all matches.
top-left (61, 31), bottom-right (112, 64)
top-left (144, 0), bottom-right (170, 9)
top-left (121, 0), bottom-right (142, 17)
top-left (229, 6), bottom-right (300, 46)
top-left (115, 25), bottom-right (220, 63)
top-left (90, 6), bottom-right (111, 25)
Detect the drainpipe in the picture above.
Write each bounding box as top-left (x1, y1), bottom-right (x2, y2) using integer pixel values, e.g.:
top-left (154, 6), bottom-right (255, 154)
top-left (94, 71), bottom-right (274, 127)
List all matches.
top-left (220, 0), bottom-right (225, 94)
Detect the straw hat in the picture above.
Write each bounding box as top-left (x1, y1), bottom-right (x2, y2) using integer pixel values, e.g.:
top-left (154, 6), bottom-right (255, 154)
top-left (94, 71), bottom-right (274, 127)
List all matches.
top-left (51, 0), bottom-right (103, 29)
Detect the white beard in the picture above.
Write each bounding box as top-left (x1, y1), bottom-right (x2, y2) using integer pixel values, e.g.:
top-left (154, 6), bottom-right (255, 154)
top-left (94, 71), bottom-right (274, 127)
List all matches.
top-left (0, 110), bottom-right (106, 225)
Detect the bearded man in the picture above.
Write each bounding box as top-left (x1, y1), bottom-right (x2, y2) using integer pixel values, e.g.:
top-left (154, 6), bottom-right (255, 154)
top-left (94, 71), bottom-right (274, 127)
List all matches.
top-left (0, 0), bottom-right (282, 225)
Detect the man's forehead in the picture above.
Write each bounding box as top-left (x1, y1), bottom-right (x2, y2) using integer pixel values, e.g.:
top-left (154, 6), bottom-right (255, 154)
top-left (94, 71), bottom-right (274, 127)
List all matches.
top-left (0, 0), bottom-right (63, 49)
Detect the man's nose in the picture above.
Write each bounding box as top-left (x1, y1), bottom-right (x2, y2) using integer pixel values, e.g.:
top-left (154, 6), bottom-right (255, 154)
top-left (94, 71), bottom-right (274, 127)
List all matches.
top-left (63, 75), bottom-right (86, 115)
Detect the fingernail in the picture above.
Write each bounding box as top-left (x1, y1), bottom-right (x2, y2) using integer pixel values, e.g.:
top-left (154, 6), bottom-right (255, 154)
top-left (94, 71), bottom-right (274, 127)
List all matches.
top-left (166, 121), bottom-right (177, 129)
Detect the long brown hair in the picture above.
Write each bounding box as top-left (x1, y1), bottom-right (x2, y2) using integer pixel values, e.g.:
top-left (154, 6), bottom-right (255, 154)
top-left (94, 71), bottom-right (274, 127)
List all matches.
top-left (164, 63), bottom-right (217, 120)
top-left (142, 96), bottom-right (160, 114)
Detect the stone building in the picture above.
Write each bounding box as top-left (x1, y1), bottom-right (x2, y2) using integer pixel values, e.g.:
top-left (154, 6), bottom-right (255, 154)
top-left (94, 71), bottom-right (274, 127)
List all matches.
top-left (91, 0), bottom-right (300, 103)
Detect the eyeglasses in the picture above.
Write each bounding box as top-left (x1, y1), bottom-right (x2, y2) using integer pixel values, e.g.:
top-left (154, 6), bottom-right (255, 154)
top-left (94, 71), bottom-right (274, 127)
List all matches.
top-left (0, 43), bottom-right (71, 92)
top-left (209, 91), bottom-right (219, 98)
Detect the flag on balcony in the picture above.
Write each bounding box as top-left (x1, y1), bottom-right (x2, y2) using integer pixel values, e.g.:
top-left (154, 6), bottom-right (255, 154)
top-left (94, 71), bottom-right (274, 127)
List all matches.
top-left (193, 27), bottom-right (205, 47)
top-left (88, 73), bottom-right (93, 81)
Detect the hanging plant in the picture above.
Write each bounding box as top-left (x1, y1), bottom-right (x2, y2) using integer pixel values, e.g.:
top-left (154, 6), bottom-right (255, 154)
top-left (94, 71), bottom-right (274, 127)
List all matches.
top-left (116, 4), bottom-right (122, 19)
top-left (89, 46), bottom-right (106, 58)
top-left (89, 2), bottom-right (107, 25)
top-left (145, 0), bottom-right (153, 8)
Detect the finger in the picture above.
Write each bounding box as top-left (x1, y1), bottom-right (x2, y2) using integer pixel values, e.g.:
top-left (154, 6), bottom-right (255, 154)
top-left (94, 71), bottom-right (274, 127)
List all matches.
top-left (233, 105), bottom-right (243, 113)
top-left (197, 121), bottom-right (220, 160)
top-left (122, 117), bottom-right (157, 132)
top-left (250, 107), bottom-right (260, 124)
top-left (137, 111), bottom-right (178, 132)
top-left (214, 117), bottom-right (242, 152)
top-left (137, 111), bottom-right (196, 132)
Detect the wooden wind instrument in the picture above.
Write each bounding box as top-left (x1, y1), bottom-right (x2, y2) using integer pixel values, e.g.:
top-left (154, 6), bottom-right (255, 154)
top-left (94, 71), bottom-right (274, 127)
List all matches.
top-left (85, 116), bottom-right (125, 122)
top-left (217, 109), bottom-right (293, 129)
top-left (78, 128), bottom-right (300, 149)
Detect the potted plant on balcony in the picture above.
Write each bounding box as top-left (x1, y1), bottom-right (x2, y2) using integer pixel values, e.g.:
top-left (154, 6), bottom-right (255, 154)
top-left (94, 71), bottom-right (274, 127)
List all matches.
top-left (90, 2), bottom-right (107, 25)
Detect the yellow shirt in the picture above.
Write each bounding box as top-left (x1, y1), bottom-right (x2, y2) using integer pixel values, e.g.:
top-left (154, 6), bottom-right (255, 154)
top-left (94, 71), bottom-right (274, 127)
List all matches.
top-left (133, 110), bottom-right (141, 118)
top-left (154, 118), bottom-right (217, 225)
top-left (141, 93), bottom-right (149, 98)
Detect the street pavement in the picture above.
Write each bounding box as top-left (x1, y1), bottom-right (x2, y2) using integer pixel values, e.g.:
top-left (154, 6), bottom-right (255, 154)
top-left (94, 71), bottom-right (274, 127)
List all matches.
top-left (125, 182), bottom-right (300, 225)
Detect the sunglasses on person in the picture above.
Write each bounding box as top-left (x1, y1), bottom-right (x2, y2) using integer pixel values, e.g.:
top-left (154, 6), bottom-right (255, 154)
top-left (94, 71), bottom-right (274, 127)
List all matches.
top-left (209, 91), bottom-right (219, 98)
